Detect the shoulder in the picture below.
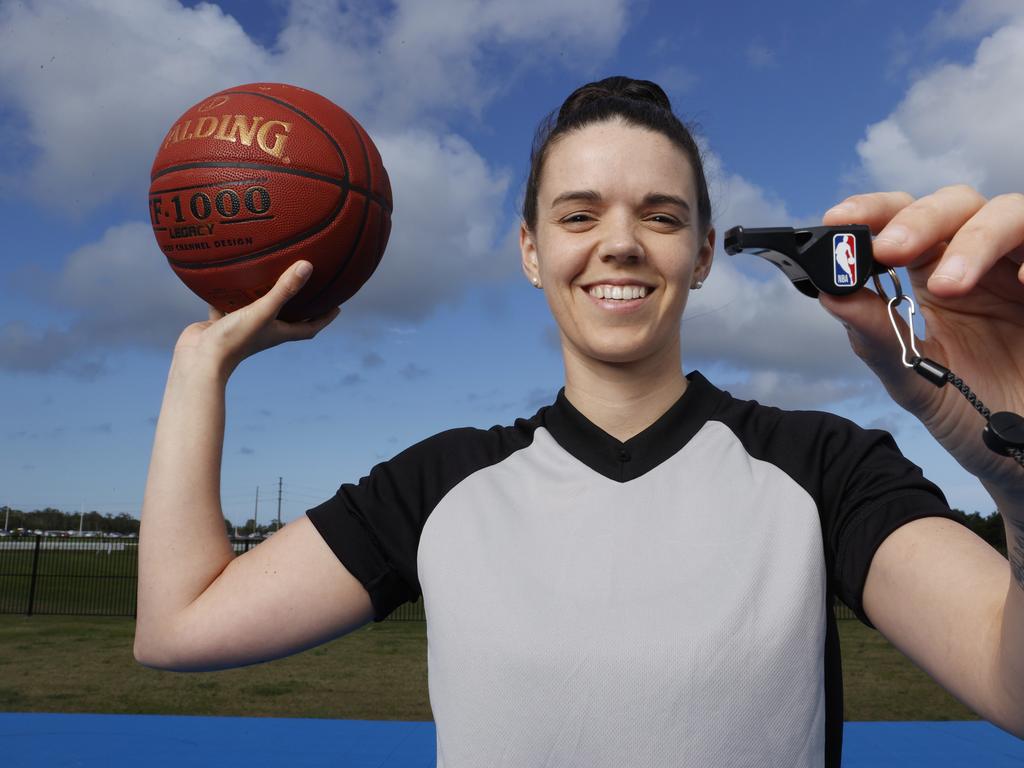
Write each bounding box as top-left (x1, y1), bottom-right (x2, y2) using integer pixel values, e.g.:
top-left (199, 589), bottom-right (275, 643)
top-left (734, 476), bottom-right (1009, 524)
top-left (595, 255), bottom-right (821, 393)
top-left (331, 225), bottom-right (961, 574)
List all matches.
top-left (342, 404), bottom-right (550, 500)
top-left (699, 377), bottom-right (942, 505)
top-left (383, 409), bottom-right (546, 474)
top-left (707, 382), bottom-right (890, 460)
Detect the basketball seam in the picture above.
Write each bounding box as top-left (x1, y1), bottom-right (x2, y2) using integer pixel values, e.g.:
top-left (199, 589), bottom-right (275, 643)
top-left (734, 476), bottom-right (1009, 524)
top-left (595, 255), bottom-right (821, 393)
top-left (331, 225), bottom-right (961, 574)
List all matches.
top-left (151, 161), bottom-right (346, 188)
top-left (183, 88), bottom-right (352, 184)
top-left (164, 186), bottom-right (351, 270)
top-left (150, 176), bottom-right (270, 196)
top-left (301, 112), bottom-right (377, 310)
top-left (157, 87), bottom-right (391, 309)
top-left (150, 164), bottom-right (391, 212)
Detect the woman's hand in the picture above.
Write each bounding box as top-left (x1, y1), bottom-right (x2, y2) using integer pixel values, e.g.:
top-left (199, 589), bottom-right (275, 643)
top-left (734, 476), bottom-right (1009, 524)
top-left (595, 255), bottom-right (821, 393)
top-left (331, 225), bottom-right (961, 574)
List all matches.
top-left (173, 260), bottom-right (341, 380)
top-left (818, 186), bottom-right (1024, 503)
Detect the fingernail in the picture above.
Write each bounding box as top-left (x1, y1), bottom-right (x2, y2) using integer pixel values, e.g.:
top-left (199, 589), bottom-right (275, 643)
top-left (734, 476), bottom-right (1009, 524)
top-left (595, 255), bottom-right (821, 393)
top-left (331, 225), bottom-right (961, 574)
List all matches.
top-left (932, 253), bottom-right (966, 283)
top-left (875, 225), bottom-right (908, 246)
top-left (296, 262), bottom-right (312, 278)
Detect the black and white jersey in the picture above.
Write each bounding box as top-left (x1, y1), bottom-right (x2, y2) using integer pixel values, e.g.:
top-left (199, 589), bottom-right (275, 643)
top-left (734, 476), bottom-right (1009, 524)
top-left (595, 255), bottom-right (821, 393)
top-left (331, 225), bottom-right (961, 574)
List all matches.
top-left (307, 371), bottom-right (962, 767)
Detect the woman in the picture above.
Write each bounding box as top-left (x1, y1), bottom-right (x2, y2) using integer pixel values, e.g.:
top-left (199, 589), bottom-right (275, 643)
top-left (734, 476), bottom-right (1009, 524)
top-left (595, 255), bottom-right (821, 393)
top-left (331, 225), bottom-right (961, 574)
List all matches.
top-left (135, 77), bottom-right (1024, 766)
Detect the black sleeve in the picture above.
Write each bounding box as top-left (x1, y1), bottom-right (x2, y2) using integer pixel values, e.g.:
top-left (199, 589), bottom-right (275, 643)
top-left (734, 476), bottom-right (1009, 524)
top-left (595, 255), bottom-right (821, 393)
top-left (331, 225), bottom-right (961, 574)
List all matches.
top-left (717, 398), bottom-right (968, 631)
top-left (305, 422), bottom-right (536, 621)
top-left (812, 418), bottom-right (966, 630)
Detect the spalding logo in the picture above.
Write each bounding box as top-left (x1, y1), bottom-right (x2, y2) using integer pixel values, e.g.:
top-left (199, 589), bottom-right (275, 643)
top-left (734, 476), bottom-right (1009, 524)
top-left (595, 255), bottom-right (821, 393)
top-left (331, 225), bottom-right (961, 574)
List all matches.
top-left (161, 113), bottom-right (292, 162)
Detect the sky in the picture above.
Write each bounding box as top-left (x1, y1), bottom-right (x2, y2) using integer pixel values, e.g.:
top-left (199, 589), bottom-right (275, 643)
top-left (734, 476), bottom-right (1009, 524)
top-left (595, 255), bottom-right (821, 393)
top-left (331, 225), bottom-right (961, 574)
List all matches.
top-left (1, 0), bottom-right (1023, 527)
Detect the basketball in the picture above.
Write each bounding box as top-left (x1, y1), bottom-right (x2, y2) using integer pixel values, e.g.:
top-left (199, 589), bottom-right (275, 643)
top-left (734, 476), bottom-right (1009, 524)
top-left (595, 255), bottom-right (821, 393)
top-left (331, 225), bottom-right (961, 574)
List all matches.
top-left (149, 82), bottom-right (392, 322)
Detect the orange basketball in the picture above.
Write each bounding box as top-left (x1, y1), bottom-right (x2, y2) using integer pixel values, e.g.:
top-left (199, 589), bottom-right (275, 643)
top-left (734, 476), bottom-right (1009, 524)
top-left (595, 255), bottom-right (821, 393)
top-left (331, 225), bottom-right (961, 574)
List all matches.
top-left (149, 82), bottom-right (392, 322)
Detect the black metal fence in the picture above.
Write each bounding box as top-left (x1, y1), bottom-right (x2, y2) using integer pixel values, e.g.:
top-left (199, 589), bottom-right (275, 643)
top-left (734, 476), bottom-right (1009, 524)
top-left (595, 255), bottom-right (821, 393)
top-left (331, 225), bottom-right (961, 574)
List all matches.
top-left (0, 535), bottom-right (852, 621)
top-left (0, 535), bottom-right (427, 620)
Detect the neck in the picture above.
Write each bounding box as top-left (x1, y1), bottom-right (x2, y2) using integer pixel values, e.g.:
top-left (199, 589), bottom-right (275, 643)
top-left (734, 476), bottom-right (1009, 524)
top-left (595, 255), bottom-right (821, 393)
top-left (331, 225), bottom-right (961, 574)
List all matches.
top-left (561, 339), bottom-right (689, 442)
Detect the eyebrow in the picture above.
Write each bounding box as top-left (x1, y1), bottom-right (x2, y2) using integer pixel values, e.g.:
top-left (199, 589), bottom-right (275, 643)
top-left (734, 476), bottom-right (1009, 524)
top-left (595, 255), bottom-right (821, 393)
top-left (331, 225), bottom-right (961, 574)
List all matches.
top-left (550, 189), bottom-right (691, 212)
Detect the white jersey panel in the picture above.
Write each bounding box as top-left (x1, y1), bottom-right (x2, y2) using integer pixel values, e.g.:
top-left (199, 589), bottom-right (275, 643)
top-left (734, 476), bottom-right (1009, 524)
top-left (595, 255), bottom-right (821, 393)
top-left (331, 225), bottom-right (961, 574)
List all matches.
top-left (419, 421), bottom-right (827, 767)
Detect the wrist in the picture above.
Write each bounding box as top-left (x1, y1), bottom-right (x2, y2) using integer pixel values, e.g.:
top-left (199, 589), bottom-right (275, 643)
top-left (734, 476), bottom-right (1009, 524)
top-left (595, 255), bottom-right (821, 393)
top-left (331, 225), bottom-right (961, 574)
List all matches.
top-left (169, 348), bottom-right (234, 388)
top-left (983, 480), bottom-right (1024, 521)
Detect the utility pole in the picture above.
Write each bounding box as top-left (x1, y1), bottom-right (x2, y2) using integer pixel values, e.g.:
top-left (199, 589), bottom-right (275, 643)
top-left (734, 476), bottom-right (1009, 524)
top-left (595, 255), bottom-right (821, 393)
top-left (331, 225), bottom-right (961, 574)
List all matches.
top-left (276, 476), bottom-right (282, 531)
top-left (79, 503), bottom-right (84, 536)
top-left (3, 504), bottom-right (8, 532)
top-left (254, 485), bottom-right (259, 533)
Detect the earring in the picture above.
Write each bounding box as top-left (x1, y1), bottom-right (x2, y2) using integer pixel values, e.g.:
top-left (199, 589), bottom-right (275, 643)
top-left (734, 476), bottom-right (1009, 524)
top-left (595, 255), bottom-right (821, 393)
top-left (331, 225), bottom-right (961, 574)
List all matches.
top-left (692, 280), bottom-right (703, 290)
top-left (532, 278), bottom-right (542, 288)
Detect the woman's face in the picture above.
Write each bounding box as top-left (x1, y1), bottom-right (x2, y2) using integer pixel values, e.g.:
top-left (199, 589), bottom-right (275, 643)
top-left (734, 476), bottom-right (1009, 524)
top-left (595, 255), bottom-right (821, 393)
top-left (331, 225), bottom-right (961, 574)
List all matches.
top-left (520, 119), bottom-right (714, 368)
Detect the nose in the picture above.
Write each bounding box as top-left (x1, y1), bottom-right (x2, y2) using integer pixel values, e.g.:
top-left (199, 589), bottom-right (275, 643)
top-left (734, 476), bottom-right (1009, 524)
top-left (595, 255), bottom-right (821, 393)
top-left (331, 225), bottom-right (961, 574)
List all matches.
top-left (600, 213), bottom-right (644, 264)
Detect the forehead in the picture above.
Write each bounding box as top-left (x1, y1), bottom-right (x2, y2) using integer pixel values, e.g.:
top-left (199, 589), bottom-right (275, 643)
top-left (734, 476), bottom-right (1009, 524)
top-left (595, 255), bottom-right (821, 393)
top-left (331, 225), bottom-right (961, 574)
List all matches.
top-left (540, 119), bottom-right (697, 205)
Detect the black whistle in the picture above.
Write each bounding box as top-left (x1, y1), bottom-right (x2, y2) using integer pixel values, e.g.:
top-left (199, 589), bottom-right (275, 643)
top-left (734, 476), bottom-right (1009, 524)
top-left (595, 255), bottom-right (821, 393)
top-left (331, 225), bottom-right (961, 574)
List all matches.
top-left (983, 412), bottom-right (1024, 456)
top-left (723, 225), bottom-right (884, 298)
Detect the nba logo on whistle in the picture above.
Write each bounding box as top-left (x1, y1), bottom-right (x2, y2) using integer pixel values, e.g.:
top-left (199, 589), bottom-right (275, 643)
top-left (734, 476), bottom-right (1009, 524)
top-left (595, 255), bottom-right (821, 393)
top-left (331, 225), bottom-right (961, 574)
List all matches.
top-left (833, 233), bottom-right (857, 287)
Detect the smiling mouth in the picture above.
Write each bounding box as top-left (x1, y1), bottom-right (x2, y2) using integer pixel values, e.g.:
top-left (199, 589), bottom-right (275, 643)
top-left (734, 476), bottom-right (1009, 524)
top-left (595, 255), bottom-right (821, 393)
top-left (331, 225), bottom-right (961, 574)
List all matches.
top-left (585, 284), bottom-right (655, 301)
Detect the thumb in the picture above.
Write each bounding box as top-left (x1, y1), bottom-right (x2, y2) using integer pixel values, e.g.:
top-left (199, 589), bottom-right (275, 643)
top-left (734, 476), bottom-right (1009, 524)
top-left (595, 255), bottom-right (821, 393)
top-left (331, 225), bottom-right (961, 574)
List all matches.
top-left (258, 261), bottom-right (314, 319)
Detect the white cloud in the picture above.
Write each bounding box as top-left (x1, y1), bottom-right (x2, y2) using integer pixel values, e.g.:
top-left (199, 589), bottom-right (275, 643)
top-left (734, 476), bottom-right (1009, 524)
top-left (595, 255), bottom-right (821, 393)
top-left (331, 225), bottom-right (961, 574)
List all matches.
top-left (345, 130), bottom-right (517, 319)
top-left (856, 15), bottom-right (1024, 197)
top-left (0, 128), bottom-right (517, 371)
top-left (925, 0), bottom-right (1024, 41)
top-left (0, 0), bottom-right (627, 209)
top-left (745, 43), bottom-right (776, 69)
top-left (0, 0), bottom-right (629, 372)
top-left (0, 0), bottom-right (270, 211)
top-left (0, 222), bottom-right (205, 376)
top-left (681, 153), bottom-right (874, 408)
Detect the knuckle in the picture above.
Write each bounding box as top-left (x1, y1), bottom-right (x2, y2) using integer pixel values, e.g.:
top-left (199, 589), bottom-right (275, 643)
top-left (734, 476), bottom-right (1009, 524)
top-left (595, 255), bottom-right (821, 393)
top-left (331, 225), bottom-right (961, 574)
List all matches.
top-left (956, 220), bottom-right (999, 251)
top-left (937, 183), bottom-right (985, 205)
top-left (902, 195), bottom-right (942, 222)
top-left (888, 190), bottom-right (914, 206)
top-left (994, 191), bottom-right (1024, 210)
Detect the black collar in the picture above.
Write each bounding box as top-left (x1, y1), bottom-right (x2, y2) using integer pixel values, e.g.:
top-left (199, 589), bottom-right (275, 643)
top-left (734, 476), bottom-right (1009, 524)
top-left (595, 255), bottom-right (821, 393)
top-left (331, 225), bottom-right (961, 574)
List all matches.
top-left (542, 371), bottom-right (725, 482)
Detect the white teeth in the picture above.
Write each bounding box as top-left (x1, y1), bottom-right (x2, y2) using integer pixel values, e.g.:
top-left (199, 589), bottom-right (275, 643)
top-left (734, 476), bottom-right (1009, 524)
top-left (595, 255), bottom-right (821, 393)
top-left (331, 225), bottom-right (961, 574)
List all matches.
top-left (588, 284), bottom-right (649, 300)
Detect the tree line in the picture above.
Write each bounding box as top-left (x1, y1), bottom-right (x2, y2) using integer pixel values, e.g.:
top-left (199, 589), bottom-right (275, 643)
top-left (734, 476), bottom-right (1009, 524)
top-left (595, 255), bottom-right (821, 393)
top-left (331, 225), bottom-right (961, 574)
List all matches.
top-left (0, 505), bottom-right (1009, 554)
top-left (0, 507), bottom-right (283, 538)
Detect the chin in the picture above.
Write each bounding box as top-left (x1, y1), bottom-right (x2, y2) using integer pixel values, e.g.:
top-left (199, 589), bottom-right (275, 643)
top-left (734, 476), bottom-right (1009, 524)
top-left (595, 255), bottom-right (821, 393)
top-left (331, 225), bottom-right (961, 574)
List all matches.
top-left (582, 342), bottom-right (657, 366)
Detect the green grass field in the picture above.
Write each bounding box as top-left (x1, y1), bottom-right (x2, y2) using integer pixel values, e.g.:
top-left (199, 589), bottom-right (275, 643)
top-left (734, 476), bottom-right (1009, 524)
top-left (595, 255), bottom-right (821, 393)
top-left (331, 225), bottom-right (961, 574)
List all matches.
top-left (0, 614), bottom-right (981, 722)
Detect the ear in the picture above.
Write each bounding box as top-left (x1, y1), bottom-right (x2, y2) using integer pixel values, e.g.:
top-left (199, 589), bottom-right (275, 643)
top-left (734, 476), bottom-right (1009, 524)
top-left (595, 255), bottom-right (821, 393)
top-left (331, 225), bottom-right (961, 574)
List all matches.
top-left (695, 226), bottom-right (715, 283)
top-left (519, 220), bottom-right (540, 284)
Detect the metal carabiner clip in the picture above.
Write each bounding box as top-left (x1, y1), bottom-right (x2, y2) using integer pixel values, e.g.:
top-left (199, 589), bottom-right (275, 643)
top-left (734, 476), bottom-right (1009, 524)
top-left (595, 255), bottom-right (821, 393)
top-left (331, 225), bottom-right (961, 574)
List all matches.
top-left (873, 268), bottom-right (951, 386)
top-left (873, 268), bottom-right (920, 368)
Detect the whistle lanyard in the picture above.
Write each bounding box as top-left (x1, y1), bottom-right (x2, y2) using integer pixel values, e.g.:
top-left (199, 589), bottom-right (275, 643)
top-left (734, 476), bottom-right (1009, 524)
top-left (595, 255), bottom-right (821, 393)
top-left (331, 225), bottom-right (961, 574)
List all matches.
top-left (874, 269), bottom-right (1024, 468)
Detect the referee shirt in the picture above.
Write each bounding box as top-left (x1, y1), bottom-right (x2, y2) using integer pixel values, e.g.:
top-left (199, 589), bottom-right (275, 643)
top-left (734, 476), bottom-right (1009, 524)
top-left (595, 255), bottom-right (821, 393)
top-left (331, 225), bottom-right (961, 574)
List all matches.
top-left (307, 371), bottom-right (963, 767)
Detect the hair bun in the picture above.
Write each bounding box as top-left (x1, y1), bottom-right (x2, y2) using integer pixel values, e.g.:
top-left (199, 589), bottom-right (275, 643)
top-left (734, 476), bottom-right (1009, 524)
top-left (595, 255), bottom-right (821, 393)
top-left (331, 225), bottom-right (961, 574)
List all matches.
top-left (557, 76), bottom-right (672, 124)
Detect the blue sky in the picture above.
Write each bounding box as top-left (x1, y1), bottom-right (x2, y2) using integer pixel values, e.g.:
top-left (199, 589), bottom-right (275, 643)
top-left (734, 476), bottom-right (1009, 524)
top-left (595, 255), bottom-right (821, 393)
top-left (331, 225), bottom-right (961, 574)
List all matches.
top-left (2, 0), bottom-right (1023, 526)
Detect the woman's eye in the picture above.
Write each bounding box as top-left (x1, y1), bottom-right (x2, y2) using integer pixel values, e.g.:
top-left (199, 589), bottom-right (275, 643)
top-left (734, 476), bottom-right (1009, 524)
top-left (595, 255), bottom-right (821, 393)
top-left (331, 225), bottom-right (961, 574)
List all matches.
top-left (561, 213), bottom-right (592, 224)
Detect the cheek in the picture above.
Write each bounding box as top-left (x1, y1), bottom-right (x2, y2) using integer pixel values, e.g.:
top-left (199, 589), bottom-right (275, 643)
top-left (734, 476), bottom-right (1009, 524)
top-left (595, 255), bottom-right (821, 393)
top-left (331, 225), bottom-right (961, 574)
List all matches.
top-left (536, 235), bottom-right (588, 281)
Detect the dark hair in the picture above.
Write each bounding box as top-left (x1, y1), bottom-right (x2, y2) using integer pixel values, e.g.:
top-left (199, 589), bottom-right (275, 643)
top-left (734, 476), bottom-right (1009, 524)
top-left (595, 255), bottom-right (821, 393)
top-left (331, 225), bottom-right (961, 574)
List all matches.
top-left (522, 76), bottom-right (711, 239)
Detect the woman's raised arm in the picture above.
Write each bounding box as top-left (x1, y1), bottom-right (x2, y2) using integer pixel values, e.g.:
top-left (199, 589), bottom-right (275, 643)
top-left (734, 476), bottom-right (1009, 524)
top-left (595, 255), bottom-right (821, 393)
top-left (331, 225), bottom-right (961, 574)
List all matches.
top-left (134, 262), bottom-right (373, 671)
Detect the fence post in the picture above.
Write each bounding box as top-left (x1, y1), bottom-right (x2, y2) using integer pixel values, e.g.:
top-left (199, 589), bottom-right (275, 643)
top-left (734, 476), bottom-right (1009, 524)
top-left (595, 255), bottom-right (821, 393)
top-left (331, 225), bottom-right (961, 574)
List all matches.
top-left (26, 535), bottom-right (41, 616)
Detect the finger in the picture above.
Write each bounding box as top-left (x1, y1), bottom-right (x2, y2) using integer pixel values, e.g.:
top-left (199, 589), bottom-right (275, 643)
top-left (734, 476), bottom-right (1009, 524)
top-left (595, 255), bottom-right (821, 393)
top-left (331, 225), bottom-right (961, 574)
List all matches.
top-left (278, 306), bottom-right (341, 343)
top-left (818, 288), bottom-right (938, 414)
top-left (871, 185), bottom-right (987, 269)
top-left (818, 288), bottom-right (904, 376)
top-left (254, 261), bottom-right (314, 321)
top-left (822, 191), bottom-right (915, 230)
top-left (929, 192), bottom-right (1024, 297)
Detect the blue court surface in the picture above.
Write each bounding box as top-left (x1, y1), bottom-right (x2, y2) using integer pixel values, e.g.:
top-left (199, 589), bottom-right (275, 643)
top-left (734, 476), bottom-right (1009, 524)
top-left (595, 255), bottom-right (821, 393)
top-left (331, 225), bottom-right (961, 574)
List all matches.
top-left (2, 713), bottom-right (1023, 766)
